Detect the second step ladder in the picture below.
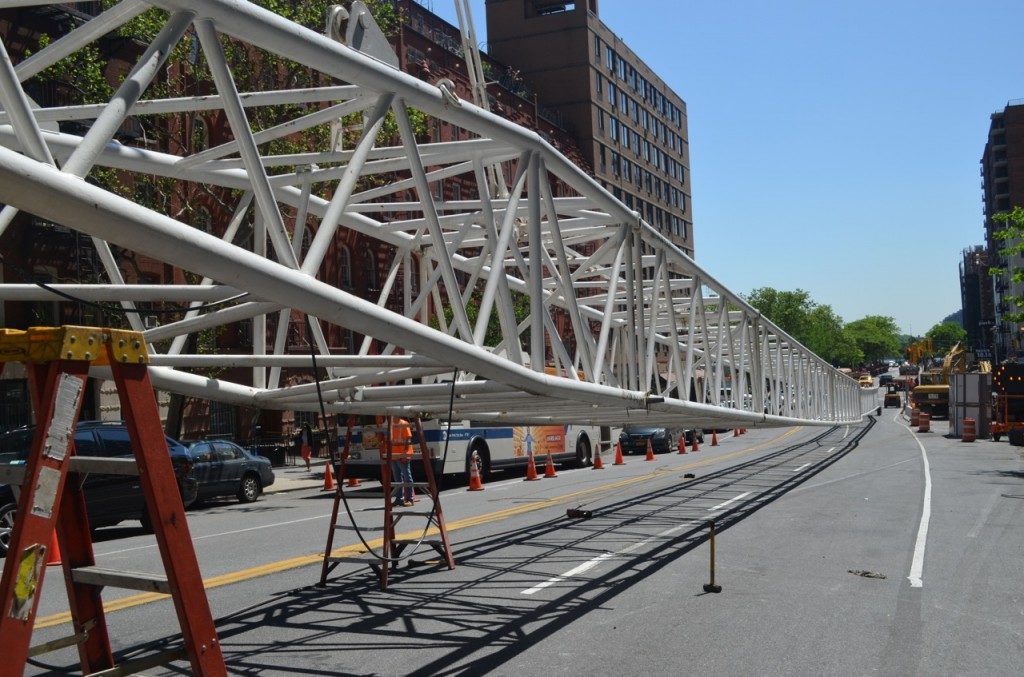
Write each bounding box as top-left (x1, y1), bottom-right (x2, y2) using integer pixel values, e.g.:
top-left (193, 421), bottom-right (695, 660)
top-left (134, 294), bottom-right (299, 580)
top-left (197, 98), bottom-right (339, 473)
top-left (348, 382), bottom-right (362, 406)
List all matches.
top-left (320, 417), bottom-right (454, 591)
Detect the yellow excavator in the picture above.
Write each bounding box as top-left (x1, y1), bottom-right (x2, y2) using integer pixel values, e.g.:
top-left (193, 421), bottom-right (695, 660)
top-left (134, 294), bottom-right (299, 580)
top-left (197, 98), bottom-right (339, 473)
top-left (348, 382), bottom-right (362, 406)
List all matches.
top-left (910, 343), bottom-right (990, 418)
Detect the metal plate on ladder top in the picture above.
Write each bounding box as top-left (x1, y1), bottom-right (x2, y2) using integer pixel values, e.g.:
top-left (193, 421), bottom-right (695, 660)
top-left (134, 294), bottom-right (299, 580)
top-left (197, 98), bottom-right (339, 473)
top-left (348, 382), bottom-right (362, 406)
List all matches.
top-left (43, 373), bottom-right (84, 462)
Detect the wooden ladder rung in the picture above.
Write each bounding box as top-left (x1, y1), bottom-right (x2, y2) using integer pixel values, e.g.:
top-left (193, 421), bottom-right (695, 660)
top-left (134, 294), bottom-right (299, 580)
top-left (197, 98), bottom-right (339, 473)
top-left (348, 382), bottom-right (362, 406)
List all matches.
top-left (86, 646), bottom-right (188, 677)
top-left (326, 554), bottom-right (380, 565)
top-left (72, 566), bottom-right (170, 594)
top-left (392, 538), bottom-right (444, 547)
top-left (392, 481), bottom-right (431, 489)
top-left (68, 457), bottom-right (139, 476)
top-left (392, 509), bottom-right (435, 517)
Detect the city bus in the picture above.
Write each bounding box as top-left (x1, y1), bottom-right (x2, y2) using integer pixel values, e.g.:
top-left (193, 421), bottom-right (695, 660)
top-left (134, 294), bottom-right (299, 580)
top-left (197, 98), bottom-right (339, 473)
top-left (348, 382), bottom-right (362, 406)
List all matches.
top-left (336, 416), bottom-right (607, 480)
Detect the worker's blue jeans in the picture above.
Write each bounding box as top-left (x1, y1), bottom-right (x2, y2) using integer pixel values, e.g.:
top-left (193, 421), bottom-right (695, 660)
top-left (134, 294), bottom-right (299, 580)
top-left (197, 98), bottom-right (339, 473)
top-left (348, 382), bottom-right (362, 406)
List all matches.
top-left (391, 460), bottom-right (413, 503)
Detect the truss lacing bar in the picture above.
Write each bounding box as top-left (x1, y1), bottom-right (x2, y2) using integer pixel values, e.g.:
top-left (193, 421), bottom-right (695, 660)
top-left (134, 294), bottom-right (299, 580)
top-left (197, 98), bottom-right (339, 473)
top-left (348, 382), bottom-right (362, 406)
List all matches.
top-left (0, 326), bottom-right (226, 676)
top-left (319, 416), bottom-right (454, 591)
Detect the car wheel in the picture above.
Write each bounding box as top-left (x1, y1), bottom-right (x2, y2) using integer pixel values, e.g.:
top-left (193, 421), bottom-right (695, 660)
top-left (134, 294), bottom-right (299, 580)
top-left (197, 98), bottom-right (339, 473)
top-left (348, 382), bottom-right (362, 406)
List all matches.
top-left (237, 474), bottom-right (261, 503)
top-left (993, 433), bottom-right (1001, 442)
top-left (0, 502), bottom-right (16, 557)
top-left (179, 477), bottom-right (199, 509)
top-left (574, 437), bottom-right (592, 467)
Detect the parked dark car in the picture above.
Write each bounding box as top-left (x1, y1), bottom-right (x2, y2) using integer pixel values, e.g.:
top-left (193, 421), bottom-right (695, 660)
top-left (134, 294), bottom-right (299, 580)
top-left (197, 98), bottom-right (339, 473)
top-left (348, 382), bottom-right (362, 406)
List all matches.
top-left (879, 373), bottom-right (894, 386)
top-left (186, 440), bottom-right (275, 504)
top-left (618, 426), bottom-right (703, 454)
top-left (0, 421), bottom-right (197, 557)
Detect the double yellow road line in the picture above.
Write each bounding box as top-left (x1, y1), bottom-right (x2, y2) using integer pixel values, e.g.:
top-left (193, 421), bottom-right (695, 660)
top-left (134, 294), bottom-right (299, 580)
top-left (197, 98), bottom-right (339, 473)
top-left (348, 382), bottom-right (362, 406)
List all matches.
top-left (36, 427), bottom-right (801, 628)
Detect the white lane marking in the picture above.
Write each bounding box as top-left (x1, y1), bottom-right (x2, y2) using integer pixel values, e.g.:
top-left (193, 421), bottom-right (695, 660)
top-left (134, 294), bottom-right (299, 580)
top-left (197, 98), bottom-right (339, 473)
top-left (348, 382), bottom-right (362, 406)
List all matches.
top-left (707, 491), bottom-right (752, 512)
top-left (793, 463), bottom-right (810, 473)
top-left (906, 430), bottom-right (932, 588)
top-left (521, 553), bottom-right (615, 595)
top-left (97, 512), bottom-right (329, 557)
top-left (842, 427), bottom-right (851, 440)
top-left (521, 521), bottom-right (696, 594)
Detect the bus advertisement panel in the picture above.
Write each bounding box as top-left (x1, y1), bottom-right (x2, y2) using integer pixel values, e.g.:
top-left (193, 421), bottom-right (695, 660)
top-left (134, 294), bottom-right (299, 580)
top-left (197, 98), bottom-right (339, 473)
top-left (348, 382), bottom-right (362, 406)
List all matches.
top-left (337, 418), bottom-right (605, 480)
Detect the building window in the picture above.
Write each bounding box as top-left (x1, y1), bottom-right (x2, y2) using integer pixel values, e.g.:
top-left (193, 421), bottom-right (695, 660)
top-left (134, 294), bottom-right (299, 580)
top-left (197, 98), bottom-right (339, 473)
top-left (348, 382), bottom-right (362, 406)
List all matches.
top-left (365, 249), bottom-right (378, 290)
top-left (609, 117), bottom-right (619, 142)
top-left (606, 45), bottom-right (614, 71)
top-left (607, 82), bottom-right (616, 107)
top-left (620, 90), bottom-right (627, 112)
top-left (594, 34), bottom-right (601, 59)
top-left (598, 108), bottom-right (605, 134)
top-left (595, 71), bottom-right (602, 94)
top-left (633, 131), bottom-right (641, 156)
top-left (617, 56), bottom-right (626, 81)
top-left (611, 151), bottom-right (620, 177)
top-left (622, 128), bottom-right (630, 150)
top-left (209, 400), bottom-right (235, 437)
top-left (339, 246), bottom-right (352, 288)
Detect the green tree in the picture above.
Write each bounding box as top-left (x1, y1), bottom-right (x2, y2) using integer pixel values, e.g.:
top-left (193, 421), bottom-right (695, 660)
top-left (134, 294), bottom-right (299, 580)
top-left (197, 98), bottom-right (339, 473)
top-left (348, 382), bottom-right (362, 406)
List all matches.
top-left (805, 305), bottom-right (862, 366)
top-left (990, 206), bottom-right (1024, 322)
top-left (926, 321), bottom-right (967, 353)
top-left (746, 288), bottom-right (813, 340)
top-left (844, 316), bottom-right (901, 364)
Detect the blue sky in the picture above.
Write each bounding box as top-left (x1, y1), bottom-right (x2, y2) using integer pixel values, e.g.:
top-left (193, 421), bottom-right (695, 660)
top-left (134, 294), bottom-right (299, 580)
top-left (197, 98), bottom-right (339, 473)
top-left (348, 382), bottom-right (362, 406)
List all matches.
top-left (432, 1), bottom-right (1024, 336)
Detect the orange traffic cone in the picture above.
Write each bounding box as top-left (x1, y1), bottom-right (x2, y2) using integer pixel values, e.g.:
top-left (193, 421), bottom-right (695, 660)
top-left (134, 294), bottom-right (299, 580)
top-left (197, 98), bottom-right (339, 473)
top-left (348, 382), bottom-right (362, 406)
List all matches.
top-left (691, 433), bottom-right (700, 453)
top-left (544, 452), bottom-right (558, 478)
top-left (524, 453), bottom-right (541, 481)
top-left (346, 475), bottom-right (361, 488)
top-left (322, 461), bottom-right (335, 491)
top-left (592, 447), bottom-right (605, 469)
top-left (645, 438), bottom-right (656, 461)
top-left (677, 434), bottom-right (687, 454)
top-left (46, 530), bottom-right (62, 567)
top-left (711, 430), bottom-right (719, 447)
top-left (733, 428), bottom-right (740, 437)
top-left (468, 453), bottom-right (484, 491)
top-left (613, 441), bottom-right (625, 465)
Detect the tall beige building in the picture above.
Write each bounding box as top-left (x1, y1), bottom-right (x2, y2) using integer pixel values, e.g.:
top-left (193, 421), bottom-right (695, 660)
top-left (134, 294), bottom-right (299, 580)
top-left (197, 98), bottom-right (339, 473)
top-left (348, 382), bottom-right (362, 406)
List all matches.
top-left (486, 0), bottom-right (694, 257)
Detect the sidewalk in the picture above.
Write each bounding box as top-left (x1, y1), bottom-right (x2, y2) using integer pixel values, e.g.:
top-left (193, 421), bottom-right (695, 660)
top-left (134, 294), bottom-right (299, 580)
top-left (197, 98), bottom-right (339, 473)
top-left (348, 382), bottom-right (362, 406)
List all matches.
top-left (264, 457), bottom-right (336, 494)
top-left (264, 457), bottom-right (382, 495)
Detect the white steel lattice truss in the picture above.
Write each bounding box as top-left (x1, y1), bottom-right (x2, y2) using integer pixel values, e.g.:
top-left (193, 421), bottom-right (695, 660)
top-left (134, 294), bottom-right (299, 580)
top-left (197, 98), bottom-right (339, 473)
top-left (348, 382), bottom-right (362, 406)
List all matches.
top-left (0, 0), bottom-right (875, 428)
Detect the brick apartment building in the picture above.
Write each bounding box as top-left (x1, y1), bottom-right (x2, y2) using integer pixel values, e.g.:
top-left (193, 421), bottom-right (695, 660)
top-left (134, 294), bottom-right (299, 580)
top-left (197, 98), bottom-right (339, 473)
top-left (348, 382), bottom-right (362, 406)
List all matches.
top-left (981, 101), bottom-right (1024, 360)
top-left (485, 0), bottom-right (694, 257)
top-left (0, 1), bottom-right (597, 440)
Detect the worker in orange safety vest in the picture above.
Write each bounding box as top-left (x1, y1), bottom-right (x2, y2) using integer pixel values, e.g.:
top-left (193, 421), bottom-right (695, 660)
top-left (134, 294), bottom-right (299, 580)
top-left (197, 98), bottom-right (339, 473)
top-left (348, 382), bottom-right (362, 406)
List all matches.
top-left (387, 417), bottom-right (415, 506)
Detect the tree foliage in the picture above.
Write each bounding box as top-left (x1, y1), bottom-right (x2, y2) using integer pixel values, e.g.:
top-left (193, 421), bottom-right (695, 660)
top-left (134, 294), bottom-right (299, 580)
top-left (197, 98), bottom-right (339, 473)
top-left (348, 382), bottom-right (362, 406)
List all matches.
top-left (925, 321), bottom-right (967, 353)
top-left (990, 206), bottom-right (1024, 323)
top-left (745, 287), bottom-right (861, 365)
top-left (844, 315), bottom-right (900, 364)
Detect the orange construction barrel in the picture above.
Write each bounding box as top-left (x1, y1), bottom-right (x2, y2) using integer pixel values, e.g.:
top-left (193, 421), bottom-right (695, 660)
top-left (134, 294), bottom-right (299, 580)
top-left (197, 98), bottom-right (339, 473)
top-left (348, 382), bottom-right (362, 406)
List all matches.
top-left (962, 417), bottom-right (976, 443)
top-left (910, 409), bottom-right (920, 427)
top-left (918, 412), bottom-right (931, 433)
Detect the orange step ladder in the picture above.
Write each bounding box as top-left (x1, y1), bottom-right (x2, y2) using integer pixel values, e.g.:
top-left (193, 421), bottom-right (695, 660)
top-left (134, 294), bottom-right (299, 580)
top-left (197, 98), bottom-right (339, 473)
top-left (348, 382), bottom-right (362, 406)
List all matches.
top-left (0, 326), bottom-right (225, 676)
top-left (320, 416), bottom-right (454, 591)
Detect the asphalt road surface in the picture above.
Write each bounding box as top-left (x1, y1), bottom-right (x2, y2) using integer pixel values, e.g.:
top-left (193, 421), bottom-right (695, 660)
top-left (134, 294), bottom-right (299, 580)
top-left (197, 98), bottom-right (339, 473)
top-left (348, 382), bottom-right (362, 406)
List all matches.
top-left (20, 404), bottom-right (1024, 676)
